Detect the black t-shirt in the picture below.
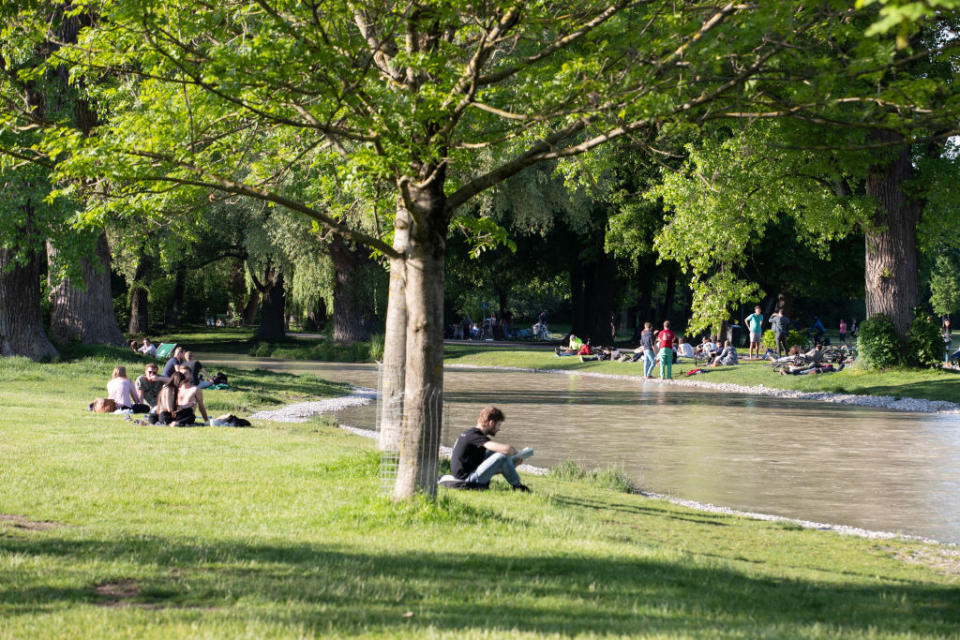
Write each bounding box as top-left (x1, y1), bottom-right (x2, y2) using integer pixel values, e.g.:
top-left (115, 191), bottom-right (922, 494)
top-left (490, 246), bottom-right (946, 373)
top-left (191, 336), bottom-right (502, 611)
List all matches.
top-left (162, 356), bottom-right (181, 378)
top-left (450, 427), bottom-right (489, 480)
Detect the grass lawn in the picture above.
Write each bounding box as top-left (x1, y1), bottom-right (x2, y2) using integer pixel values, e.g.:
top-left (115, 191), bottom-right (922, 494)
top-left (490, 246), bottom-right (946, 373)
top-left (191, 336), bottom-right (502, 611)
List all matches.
top-left (2, 346), bottom-right (960, 637)
top-left (442, 344), bottom-right (960, 405)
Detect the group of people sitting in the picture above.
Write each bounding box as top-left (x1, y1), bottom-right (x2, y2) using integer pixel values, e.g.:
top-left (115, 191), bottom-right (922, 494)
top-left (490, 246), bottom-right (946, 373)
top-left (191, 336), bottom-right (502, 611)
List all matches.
top-left (104, 345), bottom-right (210, 425)
top-left (767, 343), bottom-right (844, 375)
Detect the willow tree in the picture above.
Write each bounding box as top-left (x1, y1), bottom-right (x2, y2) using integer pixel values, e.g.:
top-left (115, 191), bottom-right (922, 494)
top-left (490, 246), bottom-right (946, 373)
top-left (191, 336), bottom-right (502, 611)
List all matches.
top-left (3, 1), bottom-right (901, 496)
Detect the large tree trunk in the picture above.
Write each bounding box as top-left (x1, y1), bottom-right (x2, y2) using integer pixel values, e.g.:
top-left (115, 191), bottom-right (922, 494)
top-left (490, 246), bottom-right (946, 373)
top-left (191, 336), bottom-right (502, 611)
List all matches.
top-left (329, 236), bottom-right (380, 343)
top-left (47, 232), bottom-right (125, 346)
top-left (242, 289), bottom-right (260, 325)
top-left (254, 266), bottom-right (286, 341)
top-left (0, 245), bottom-right (59, 360)
top-left (128, 252), bottom-right (151, 335)
top-left (393, 186), bottom-right (445, 500)
top-left (570, 260), bottom-right (586, 337)
top-left (863, 134), bottom-right (922, 338)
top-left (379, 204), bottom-right (410, 452)
top-left (394, 229), bottom-right (444, 498)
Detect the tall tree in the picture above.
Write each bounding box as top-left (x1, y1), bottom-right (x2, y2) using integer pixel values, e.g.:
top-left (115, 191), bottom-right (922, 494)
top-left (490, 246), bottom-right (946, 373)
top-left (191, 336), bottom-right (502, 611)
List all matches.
top-left (3, 1), bottom-right (937, 496)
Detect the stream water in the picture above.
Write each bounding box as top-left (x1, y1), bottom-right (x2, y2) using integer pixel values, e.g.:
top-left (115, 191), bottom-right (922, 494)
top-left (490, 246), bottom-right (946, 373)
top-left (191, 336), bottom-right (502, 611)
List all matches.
top-left (203, 354), bottom-right (960, 544)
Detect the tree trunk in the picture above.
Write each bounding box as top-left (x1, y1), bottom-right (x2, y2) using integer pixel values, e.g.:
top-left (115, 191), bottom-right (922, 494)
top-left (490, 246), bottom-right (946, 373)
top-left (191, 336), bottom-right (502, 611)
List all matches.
top-left (0, 246), bottom-right (59, 360)
top-left (393, 202), bottom-right (445, 500)
top-left (379, 204), bottom-right (410, 452)
top-left (657, 263), bottom-right (678, 324)
top-left (242, 289), bottom-right (260, 325)
top-left (128, 253), bottom-right (151, 335)
top-left (570, 260), bottom-right (585, 337)
top-left (47, 232), bottom-right (126, 346)
top-left (863, 134), bottom-right (922, 338)
top-left (254, 267), bottom-right (286, 341)
top-left (303, 298), bottom-right (327, 332)
top-left (329, 236), bottom-right (381, 343)
top-left (170, 264), bottom-right (186, 326)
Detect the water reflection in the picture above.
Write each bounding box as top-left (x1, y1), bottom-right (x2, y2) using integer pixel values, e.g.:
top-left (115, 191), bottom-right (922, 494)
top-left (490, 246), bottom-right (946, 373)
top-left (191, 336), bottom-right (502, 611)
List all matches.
top-left (203, 355), bottom-right (960, 543)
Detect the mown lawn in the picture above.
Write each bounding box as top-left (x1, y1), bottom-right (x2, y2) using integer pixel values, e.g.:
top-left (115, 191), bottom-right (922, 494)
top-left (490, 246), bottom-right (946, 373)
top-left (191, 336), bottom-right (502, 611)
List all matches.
top-left (1, 347), bottom-right (959, 638)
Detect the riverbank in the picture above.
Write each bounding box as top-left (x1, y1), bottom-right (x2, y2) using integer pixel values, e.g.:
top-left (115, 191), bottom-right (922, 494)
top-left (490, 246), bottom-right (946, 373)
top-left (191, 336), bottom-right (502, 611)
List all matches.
top-left (159, 329), bottom-right (960, 408)
top-left (443, 344), bottom-right (960, 410)
top-left (3, 348), bottom-right (960, 637)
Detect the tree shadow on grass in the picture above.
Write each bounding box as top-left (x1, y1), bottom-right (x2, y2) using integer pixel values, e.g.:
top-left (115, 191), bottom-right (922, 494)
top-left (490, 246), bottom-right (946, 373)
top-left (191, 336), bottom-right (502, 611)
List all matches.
top-left (1, 535), bottom-right (958, 636)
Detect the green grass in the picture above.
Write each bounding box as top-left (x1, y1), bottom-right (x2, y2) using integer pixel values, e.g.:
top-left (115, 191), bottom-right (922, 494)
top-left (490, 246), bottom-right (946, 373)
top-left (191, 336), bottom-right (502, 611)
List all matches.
top-left (2, 351), bottom-right (960, 637)
top-left (443, 344), bottom-right (960, 405)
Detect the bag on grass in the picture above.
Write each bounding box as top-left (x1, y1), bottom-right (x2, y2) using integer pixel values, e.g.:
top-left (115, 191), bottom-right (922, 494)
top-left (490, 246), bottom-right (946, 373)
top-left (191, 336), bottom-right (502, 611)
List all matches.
top-left (91, 398), bottom-right (117, 413)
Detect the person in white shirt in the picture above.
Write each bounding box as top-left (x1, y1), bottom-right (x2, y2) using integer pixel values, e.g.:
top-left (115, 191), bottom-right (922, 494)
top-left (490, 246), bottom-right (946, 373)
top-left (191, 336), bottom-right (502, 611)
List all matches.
top-left (676, 337), bottom-right (696, 361)
top-left (138, 338), bottom-right (158, 357)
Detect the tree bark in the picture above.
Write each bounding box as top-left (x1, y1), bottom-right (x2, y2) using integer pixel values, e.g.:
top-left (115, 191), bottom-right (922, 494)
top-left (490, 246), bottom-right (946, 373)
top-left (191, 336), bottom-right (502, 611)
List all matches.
top-left (393, 215), bottom-right (445, 499)
top-left (253, 265), bottom-right (286, 341)
top-left (863, 134), bottom-right (922, 338)
top-left (170, 264), bottom-right (186, 326)
top-left (242, 289), bottom-right (260, 325)
top-left (0, 246), bottom-right (59, 360)
top-left (128, 252), bottom-right (151, 335)
top-left (47, 232), bottom-right (126, 346)
top-left (379, 204), bottom-right (410, 452)
top-left (657, 263), bottom-right (678, 325)
top-left (329, 236), bottom-right (381, 343)
top-left (392, 183), bottom-right (446, 500)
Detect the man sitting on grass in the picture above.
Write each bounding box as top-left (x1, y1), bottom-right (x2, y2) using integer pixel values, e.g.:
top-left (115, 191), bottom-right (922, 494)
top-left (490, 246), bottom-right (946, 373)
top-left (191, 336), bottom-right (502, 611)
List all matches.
top-left (450, 406), bottom-right (531, 492)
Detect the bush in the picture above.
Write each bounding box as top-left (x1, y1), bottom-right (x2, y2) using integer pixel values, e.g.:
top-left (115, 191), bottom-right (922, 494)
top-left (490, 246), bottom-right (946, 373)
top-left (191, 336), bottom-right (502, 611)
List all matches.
top-left (906, 311), bottom-right (942, 368)
top-left (762, 328), bottom-right (809, 351)
top-left (369, 333), bottom-right (385, 361)
top-left (857, 314), bottom-right (904, 369)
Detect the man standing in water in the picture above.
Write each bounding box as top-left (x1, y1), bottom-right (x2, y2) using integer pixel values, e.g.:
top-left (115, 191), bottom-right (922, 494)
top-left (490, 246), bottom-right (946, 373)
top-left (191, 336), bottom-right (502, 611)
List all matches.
top-left (450, 406), bottom-right (531, 492)
top-left (656, 320), bottom-right (676, 379)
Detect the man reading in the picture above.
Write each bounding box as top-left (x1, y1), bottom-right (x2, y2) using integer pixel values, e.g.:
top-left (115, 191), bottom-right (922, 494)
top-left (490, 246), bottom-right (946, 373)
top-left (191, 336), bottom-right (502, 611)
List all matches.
top-left (450, 406), bottom-right (531, 492)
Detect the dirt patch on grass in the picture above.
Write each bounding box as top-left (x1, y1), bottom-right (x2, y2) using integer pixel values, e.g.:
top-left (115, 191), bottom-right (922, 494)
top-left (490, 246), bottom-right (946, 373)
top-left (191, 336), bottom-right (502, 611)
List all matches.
top-left (0, 514), bottom-right (61, 531)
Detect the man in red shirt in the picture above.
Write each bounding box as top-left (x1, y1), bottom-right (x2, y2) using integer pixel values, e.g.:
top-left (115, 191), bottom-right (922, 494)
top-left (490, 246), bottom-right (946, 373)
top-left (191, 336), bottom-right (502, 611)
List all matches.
top-left (656, 320), bottom-right (676, 379)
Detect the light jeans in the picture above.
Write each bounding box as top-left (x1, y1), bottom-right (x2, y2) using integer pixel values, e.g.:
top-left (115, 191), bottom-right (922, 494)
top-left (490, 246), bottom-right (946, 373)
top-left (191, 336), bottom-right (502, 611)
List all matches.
top-left (466, 451), bottom-right (522, 487)
top-left (643, 348), bottom-right (656, 377)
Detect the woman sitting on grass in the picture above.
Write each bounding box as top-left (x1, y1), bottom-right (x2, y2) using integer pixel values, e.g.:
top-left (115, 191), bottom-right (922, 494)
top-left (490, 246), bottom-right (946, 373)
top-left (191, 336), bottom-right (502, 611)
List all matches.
top-left (174, 366), bottom-right (209, 425)
top-left (150, 371), bottom-right (183, 425)
top-left (106, 366), bottom-right (149, 413)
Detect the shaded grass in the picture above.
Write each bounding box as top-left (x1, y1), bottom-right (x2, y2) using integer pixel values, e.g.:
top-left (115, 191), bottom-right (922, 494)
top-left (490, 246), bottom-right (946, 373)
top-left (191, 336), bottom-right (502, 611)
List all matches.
top-left (443, 344), bottom-right (960, 405)
top-left (2, 351), bottom-right (960, 637)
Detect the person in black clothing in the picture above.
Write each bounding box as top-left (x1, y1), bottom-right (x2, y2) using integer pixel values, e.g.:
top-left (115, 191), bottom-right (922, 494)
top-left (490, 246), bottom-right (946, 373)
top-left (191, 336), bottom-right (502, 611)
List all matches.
top-left (450, 406), bottom-right (530, 492)
top-left (162, 345), bottom-right (185, 378)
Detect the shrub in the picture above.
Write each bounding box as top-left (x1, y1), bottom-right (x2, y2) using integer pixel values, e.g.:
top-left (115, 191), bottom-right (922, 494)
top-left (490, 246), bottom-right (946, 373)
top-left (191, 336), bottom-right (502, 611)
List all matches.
top-left (761, 329), bottom-right (776, 350)
top-left (369, 333), bottom-right (385, 361)
top-left (906, 310), bottom-right (942, 368)
top-left (857, 314), bottom-right (904, 369)
top-left (762, 328), bottom-right (809, 351)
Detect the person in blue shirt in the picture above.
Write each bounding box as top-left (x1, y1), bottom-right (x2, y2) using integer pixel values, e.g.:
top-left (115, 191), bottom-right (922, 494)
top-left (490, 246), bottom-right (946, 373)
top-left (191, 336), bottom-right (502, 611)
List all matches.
top-left (743, 305), bottom-right (764, 360)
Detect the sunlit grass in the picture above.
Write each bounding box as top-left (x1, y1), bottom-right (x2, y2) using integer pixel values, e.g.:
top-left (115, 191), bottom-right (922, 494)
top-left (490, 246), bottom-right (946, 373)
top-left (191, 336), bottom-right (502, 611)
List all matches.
top-left (1, 352), bottom-right (959, 637)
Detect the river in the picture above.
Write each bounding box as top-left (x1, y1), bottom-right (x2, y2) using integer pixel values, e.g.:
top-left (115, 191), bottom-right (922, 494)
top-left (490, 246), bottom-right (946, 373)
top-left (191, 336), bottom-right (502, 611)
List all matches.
top-left (202, 354), bottom-right (960, 544)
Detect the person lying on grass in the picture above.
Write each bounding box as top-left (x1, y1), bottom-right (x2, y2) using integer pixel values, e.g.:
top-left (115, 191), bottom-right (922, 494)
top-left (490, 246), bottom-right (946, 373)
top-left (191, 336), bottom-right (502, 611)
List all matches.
top-left (450, 406), bottom-right (531, 493)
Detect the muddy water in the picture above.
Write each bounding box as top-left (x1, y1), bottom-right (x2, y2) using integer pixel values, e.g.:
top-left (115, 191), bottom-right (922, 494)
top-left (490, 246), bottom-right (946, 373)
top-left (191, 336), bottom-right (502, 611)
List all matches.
top-left (204, 355), bottom-right (960, 543)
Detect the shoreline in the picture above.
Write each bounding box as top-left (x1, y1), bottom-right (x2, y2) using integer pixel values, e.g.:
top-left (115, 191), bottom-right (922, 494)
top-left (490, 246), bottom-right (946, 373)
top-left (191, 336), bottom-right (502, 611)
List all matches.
top-left (447, 363), bottom-right (960, 414)
top-left (250, 384), bottom-right (956, 548)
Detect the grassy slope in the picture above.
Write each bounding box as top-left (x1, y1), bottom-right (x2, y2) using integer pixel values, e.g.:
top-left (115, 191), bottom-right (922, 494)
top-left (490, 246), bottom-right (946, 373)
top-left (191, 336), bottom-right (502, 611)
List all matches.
top-left (443, 345), bottom-right (960, 405)
top-left (1, 349), bottom-right (959, 638)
